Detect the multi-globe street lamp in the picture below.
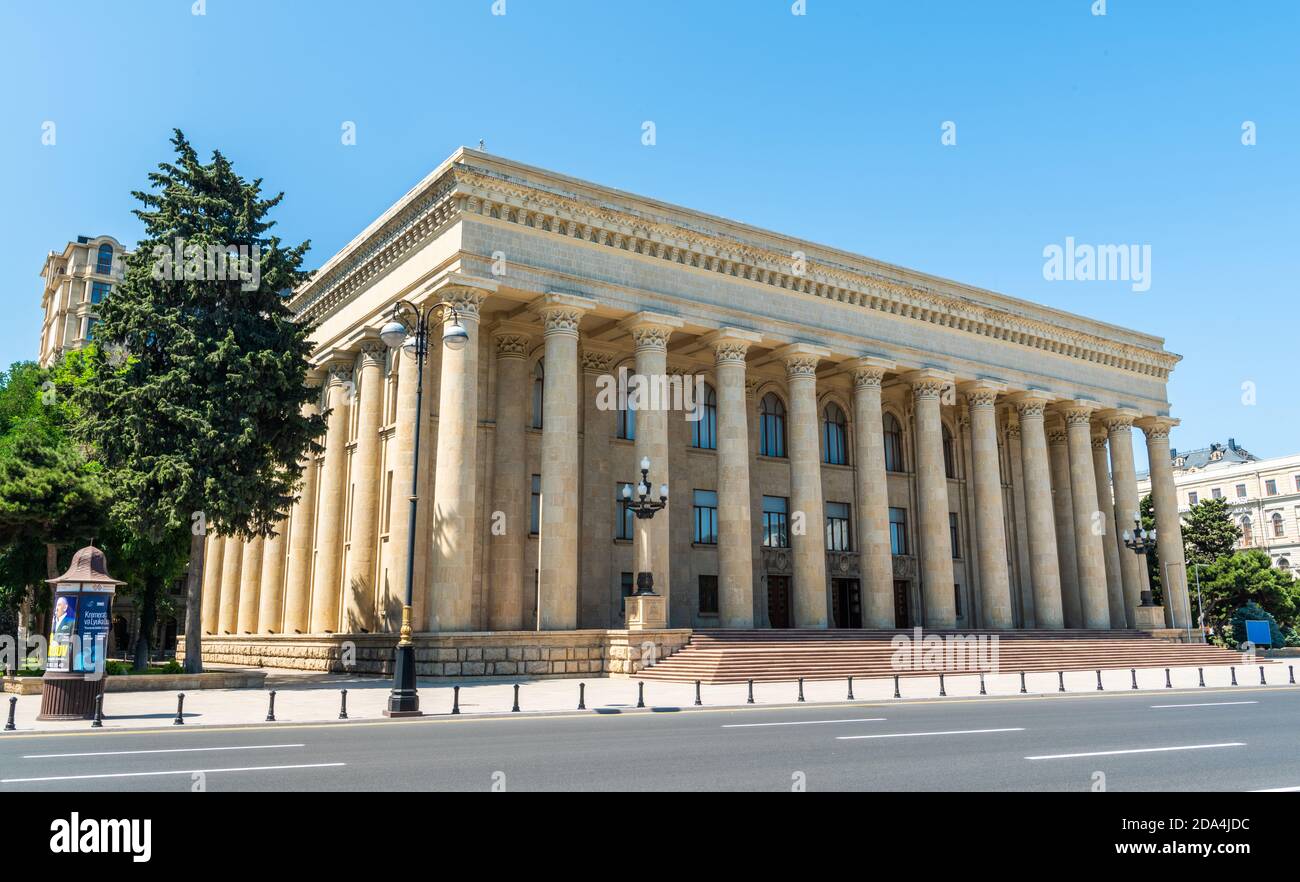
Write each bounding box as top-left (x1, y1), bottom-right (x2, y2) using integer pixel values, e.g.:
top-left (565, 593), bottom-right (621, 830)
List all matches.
top-left (1121, 516), bottom-right (1159, 608)
top-left (378, 299), bottom-right (468, 717)
top-left (622, 456), bottom-right (668, 596)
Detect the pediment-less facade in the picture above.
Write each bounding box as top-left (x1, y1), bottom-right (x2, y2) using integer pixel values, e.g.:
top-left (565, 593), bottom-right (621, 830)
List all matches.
top-left (200, 148), bottom-right (1194, 659)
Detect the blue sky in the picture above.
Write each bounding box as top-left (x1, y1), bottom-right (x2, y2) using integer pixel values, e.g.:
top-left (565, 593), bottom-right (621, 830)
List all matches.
top-left (3, 0), bottom-right (1296, 471)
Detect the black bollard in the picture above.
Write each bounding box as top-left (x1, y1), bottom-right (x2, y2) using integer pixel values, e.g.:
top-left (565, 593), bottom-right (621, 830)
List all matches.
top-left (694, 680), bottom-right (702, 707)
top-left (939, 673), bottom-right (946, 697)
top-left (451, 685), bottom-right (461, 715)
top-left (513, 683), bottom-right (522, 712)
top-left (173, 692), bottom-right (185, 726)
top-left (979, 673), bottom-right (986, 696)
top-left (1230, 666), bottom-right (1237, 686)
top-left (577, 682), bottom-right (586, 711)
top-left (846, 676), bottom-right (855, 701)
top-left (91, 692), bottom-right (104, 729)
top-left (4, 696), bottom-right (15, 731)
top-left (1290, 665), bottom-right (1296, 685)
top-left (797, 678), bottom-right (805, 702)
top-left (894, 674), bottom-right (901, 699)
top-left (338, 689), bottom-right (349, 720)
top-left (1165, 668), bottom-right (1172, 688)
top-left (1259, 666), bottom-right (1267, 686)
top-left (1198, 667), bottom-right (1205, 687)
top-left (1096, 670), bottom-right (1104, 691)
top-left (1130, 668), bottom-right (1138, 690)
top-left (636, 681), bottom-right (644, 709)
top-left (265, 690), bottom-right (277, 722)
top-left (1019, 671), bottom-right (1027, 694)
top-left (746, 679), bottom-right (755, 704)
top-left (1058, 671), bottom-right (1065, 693)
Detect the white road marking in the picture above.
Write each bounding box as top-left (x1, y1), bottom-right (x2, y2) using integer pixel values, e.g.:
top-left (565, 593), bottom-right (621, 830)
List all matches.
top-left (1, 762), bottom-right (345, 783)
top-left (722, 718), bottom-right (886, 729)
top-left (23, 744), bottom-right (305, 759)
top-left (1149, 701), bottom-right (1259, 709)
top-left (837, 727), bottom-right (1024, 740)
top-left (1026, 743), bottom-right (1244, 760)
top-left (1251, 785), bottom-right (1300, 792)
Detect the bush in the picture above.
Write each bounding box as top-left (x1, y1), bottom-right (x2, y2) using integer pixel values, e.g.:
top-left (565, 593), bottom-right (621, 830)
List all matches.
top-left (1230, 602), bottom-right (1285, 648)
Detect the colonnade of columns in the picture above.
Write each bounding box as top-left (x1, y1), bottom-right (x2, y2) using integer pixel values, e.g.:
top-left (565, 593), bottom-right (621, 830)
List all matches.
top-left (198, 287), bottom-right (1191, 637)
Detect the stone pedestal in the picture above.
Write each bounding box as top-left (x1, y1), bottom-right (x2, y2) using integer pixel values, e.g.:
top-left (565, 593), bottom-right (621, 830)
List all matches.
top-left (1132, 604), bottom-right (1167, 632)
top-left (625, 594), bottom-right (667, 630)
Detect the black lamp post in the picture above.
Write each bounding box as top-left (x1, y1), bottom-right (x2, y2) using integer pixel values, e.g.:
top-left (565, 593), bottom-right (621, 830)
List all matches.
top-left (1121, 516), bottom-right (1158, 607)
top-left (622, 456), bottom-right (668, 595)
top-left (378, 299), bottom-right (468, 717)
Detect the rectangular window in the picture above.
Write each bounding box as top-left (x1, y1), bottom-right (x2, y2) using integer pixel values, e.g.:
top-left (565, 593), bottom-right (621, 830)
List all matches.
top-left (762, 496), bottom-right (789, 549)
top-left (529, 474), bottom-right (541, 534)
top-left (90, 281), bottom-right (110, 304)
top-left (1295, 475), bottom-right (1300, 492)
top-left (698, 575), bottom-right (719, 615)
top-left (616, 482), bottom-right (634, 540)
top-left (1188, 491), bottom-right (1198, 506)
top-left (382, 470), bottom-right (393, 533)
top-left (1212, 487), bottom-right (1222, 499)
top-left (84, 318), bottom-right (98, 341)
top-left (889, 507), bottom-right (909, 556)
top-left (620, 572), bottom-right (634, 603)
top-left (1265, 479), bottom-right (1277, 496)
top-left (954, 583), bottom-right (963, 617)
top-left (949, 512), bottom-right (961, 559)
top-left (1236, 483), bottom-right (1247, 498)
top-left (693, 489), bottom-right (718, 545)
top-left (825, 502), bottom-right (851, 551)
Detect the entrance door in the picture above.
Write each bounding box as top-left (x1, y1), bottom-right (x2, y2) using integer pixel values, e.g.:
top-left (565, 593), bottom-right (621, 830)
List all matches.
top-left (767, 576), bottom-right (792, 628)
top-left (893, 580), bottom-right (911, 628)
top-left (831, 579), bottom-right (862, 628)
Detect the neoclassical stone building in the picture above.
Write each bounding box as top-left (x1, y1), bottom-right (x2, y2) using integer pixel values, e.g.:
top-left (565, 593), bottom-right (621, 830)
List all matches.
top-left (196, 148), bottom-right (1195, 669)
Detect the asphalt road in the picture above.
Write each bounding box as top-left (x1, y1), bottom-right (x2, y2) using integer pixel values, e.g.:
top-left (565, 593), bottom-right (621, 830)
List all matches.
top-left (3, 686), bottom-right (1298, 792)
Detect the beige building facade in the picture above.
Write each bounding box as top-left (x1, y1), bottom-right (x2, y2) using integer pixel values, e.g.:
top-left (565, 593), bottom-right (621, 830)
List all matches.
top-left (37, 235), bottom-right (126, 368)
top-left (196, 148), bottom-right (1194, 650)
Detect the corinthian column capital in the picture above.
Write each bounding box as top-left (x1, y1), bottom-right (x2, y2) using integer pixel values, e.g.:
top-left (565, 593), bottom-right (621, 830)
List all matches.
top-left (1054, 398), bottom-right (1101, 427)
top-left (847, 356), bottom-right (896, 391)
top-left (421, 271), bottom-right (498, 321)
top-left (959, 379), bottom-right (1007, 410)
top-left (1136, 415), bottom-right (1179, 441)
top-left (773, 342), bottom-right (831, 379)
top-left (903, 368), bottom-right (955, 401)
top-left (620, 311), bottom-right (684, 351)
top-left (536, 291), bottom-right (596, 337)
top-left (701, 327), bottom-right (762, 366)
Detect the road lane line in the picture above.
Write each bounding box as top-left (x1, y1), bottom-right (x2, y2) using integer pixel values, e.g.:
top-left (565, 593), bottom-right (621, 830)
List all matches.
top-left (1251, 785), bottom-right (1300, 792)
top-left (837, 727), bottom-right (1024, 740)
top-left (1, 762), bottom-right (345, 783)
top-left (23, 743), bottom-right (306, 759)
top-left (1026, 743), bottom-right (1244, 760)
top-left (1149, 701), bottom-right (1258, 709)
top-left (722, 718), bottom-right (886, 729)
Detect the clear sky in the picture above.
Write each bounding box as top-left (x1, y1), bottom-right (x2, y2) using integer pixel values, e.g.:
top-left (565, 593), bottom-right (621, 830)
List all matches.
top-left (3, 0), bottom-right (1296, 472)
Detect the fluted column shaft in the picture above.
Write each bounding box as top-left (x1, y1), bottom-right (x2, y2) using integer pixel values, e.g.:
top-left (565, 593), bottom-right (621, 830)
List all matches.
top-left (579, 347), bottom-right (616, 627)
top-left (1063, 405), bottom-right (1111, 629)
top-left (237, 536), bottom-right (264, 634)
top-left (258, 520), bottom-right (288, 633)
top-left (1014, 398), bottom-right (1063, 629)
top-left (909, 373), bottom-right (956, 629)
top-left (429, 288), bottom-right (486, 631)
top-left (1005, 419), bottom-right (1036, 627)
top-left (310, 363), bottom-right (353, 633)
top-left (1091, 432), bottom-right (1128, 628)
top-left (343, 342), bottom-right (386, 633)
top-left (217, 537), bottom-right (243, 635)
top-left (1047, 426), bottom-right (1082, 627)
top-left (712, 332), bottom-right (759, 629)
top-left (1105, 414), bottom-right (1146, 622)
top-left (283, 396), bottom-right (321, 635)
top-left (965, 385), bottom-right (1013, 629)
top-left (200, 532), bottom-right (224, 635)
top-left (785, 350), bottom-right (828, 628)
top-left (537, 295), bottom-right (591, 630)
top-left (488, 329), bottom-right (531, 630)
top-left (851, 361), bottom-right (895, 628)
top-left (1141, 418), bottom-right (1191, 630)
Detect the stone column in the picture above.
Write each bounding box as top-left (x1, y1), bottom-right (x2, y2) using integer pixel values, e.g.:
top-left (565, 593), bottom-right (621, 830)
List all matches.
top-left (258, 519), bottom-right (289, 633)
top-left (1010, 395), bottom-right (1063, 629)
top-left (488, 325), bottom-right (533, 630)
top-left (237, 535), bottom-right (264, 634)
top-left (200, 532), bottom-right (224, 635)
top-left (1004, 416), bottom-right (1036, 627)
top-left (906, 370), bottom-right (957, 629)
top-left (310, 359), bottom-right (354, 634)
top-left (961, 381), bottom-right (1013, 629)
top-left (850, 357), bottom-right (897, 628)
top-left (579, 345), bottom-right (617, 627)
top-left (621, 312), bottom-right (683, 613)
top-left (779, 345), bottom-right (831, 628)
top-left (429, 277), bottom-right (495, 631)
top-left (536, 293), bottom-right (594, 630)
top-left (1090, 430), bottom-right (1128, 628)
top-left (708, 329), bottom-right (763, 629)
top-left (1061, 402), bottom-right (1111, 629)
top-left (283, 395), bottom-right (321, 635)
top-left (217, 537), bottom-right (243, 635)
top-left (338, 340), bottom-right (385, 633)
top-left (1102, 410), bottom-right (1146, 623)
top-left (1047, 423), bottom-right (1082, 627)
top-left (1139, 416), bottom-right (1191, 630)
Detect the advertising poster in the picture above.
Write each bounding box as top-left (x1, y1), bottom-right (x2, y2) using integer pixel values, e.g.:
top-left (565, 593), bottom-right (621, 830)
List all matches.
top-left (46, 593), bottom-right (78, 673)
top-left (74, 593), bottom-right (111, 674)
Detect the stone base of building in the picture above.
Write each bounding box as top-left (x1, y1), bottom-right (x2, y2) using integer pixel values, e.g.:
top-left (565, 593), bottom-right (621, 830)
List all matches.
top-left (179, 629), bottom-right (693, 678)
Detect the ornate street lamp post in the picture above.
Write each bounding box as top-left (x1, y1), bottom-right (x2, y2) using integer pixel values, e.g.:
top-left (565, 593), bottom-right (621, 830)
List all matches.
top-left (378, 299), bottom-right (468, 717)
top-left (622, 456), bottom-right (668, 596)
top-left (1121, 516), bottom-right (1159, 608)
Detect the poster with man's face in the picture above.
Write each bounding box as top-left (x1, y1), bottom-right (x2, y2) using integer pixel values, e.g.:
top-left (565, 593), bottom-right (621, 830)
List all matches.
top-left (47, 594), bottom-right (78, 672)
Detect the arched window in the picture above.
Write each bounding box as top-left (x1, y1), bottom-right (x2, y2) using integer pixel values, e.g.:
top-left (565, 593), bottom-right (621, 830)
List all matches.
top-left (96, 243), bottom-right (114, 274)
top-left (1279, 557), bottom-right (1291, 573)
top-left (1272, 512), bottom-right (1285, 538)
top-left (1241, 516), bottom-right (1253, 546)
top-left (759, 393), bottom-right (786, 458)
top-left (531, 360), bottom-right (544, 429)
top-left (822, 403), bottom-right (847, 465)
top-left (883, 412), bottom-right (904, 472)
top-left (691, 383), bottom-right (717, 449)
top-left (942, 424), bottom-right (957, 479)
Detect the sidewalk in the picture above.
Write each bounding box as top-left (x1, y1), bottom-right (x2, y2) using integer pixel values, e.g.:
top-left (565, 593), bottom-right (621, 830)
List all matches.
top-left (3, 661), bottom-right (1294, 733)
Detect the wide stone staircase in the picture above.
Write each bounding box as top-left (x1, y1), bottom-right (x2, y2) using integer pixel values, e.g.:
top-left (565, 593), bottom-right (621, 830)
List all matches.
top-left (639, 629), bottom-right (1245, 684)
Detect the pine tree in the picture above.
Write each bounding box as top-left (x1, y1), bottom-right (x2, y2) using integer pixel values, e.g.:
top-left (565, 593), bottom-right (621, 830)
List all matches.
top-left (79, 131), bottom-right (325, 673)
top-left (1181, 497), bottom-right (1241, 567)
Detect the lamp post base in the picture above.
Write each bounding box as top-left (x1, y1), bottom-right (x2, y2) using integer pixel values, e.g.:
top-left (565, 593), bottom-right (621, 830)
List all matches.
top-left (383, 643), bottom-right (422, 717)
